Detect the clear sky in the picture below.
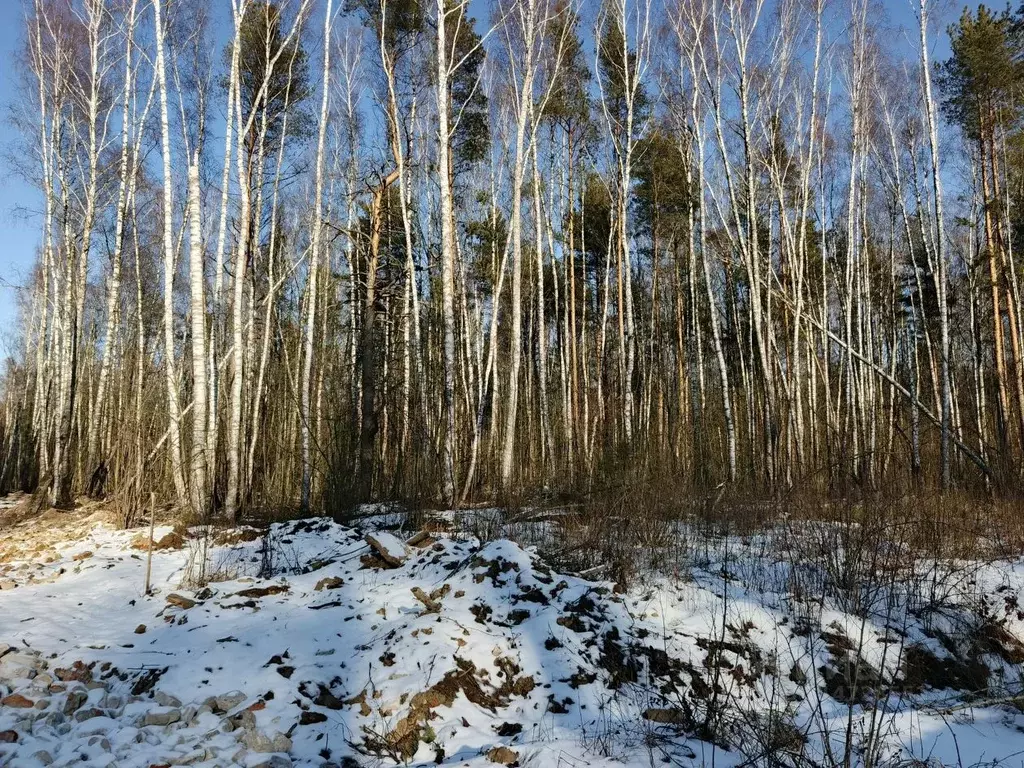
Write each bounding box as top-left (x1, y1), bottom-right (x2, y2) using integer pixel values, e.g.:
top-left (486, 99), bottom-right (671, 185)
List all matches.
top-left (0, 1), bottom-right (35, 356)
top-left (0, 0), bottom-right (963, 358)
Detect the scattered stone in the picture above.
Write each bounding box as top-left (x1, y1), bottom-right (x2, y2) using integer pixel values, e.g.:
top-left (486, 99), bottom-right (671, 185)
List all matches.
top-left (166, 594), bottom-right (197, 610)
top-left (0, 730), bottom-right (17, 743)
top-left (0, 652), bottom-right (43, 680)
top-left (240, 728), bottom-right (292, 753)
top-left (212, 691), bottom-right (246, 713)
top-left (143, 707), bottom-right (182, 726)
top-left (299, 710), bottom-right (327, 725)
top-left (72, 551), bottom-right (93, 561)
top-left (487, 746), bottom-right (519, 765)
top-left (314, 576), bottom-right (343, 591)
top-left (32, 750), bottom-right (53, 765)
top-left (74, 707), bottom-right (104, 722)
top-left (63, 690), bottom-right (87, 715)
top-left (250, 756), bottom-right (292, 768)
top-left (154, 690), bottom-right (182, 708)
top-left (1, 693), bottom-right (33, 708)
top-left (135, 624), bottom-right (147, 635)
top-left (55, 661), bottom-right (92, 683)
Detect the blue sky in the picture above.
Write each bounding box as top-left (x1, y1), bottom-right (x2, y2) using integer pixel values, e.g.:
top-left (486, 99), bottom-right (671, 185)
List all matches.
top-left (0, 1), bottom-right (34, 356)
top-left (0, 0), bottom-right (964, 357)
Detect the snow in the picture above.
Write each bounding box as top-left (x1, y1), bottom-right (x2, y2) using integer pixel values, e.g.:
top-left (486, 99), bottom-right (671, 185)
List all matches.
top-left (0, 508), bottom-right (1023, 768)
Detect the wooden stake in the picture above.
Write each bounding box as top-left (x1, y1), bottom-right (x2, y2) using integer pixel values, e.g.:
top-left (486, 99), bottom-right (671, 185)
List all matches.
top-left (143, 492), bottom-right (155, 596)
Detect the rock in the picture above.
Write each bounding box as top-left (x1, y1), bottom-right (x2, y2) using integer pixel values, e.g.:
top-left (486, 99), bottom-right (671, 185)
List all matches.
top-left (487, 746), bottom-right (519, 765)
top-left (74, 707), bottom-right (104, 722)
top-left (135, 624), bottom-right (147, 634)
top-left (32, 750), bottom-right (53, 765)
top-left (364, 532), bottom-right (409, 567)
top-left (240, 728), bottom-right (292, 753)
top-left (0, 581), bottom-right (16, 590)
top-left (228, 709), bottom-right (255, 732)
top-left (166, 594), bottom-right (197, 610)
top-left (154, 690), bottom-right (182, 708)
top-left (212, 691), bottom-right (246, 713)
top-left (42, 712), bottom-right (64, 727)
top-left (55, 661), bottom-right (92, 683)
top-left (299, 711), bottom-right (327, 725)
top-left (72, 551), bottom-right (93, 561)
top-left (33, 697), bottom-right (49, 710)
top-left (0, 652), bottom-right (43, 680)
top-left (64, 690), bottom-right (87, 715)
top-left (180, 704), bottom-right (198, 725)
top-left (31, 673), bottom-right (53, 689)
top-left (1, 693), bottom-right (34, 708)
top-left (87, 735), bottom-right (111, 751)
top-left (314, 577), bottom-right (343, 591)
top-left (0, 730), bottom-right (17, 743)
top-left (250, 756), bottom-right (292, 768)
top-left (143, 707), bottom-right (181, 726)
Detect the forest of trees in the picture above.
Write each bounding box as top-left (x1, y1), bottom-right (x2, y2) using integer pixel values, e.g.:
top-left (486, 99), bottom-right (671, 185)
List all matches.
top-left (2, 0), bottom-right (1024, 519)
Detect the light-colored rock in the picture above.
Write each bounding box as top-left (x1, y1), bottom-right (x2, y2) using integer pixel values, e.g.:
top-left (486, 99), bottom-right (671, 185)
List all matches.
top-left (154, 690), bottom-right (182, 708)
top-left (0, 652), bottom-right (43, 680)
top-left (213, 691), bottom-right (246, 712)
top-left (143, 707), bottom-right (181, 726)
top-left (240, 728), bottom-right (292, 753)
top-left (251, 756), bottom-right (292, 768)
top-left (32, 750), bottom-right (54, 765)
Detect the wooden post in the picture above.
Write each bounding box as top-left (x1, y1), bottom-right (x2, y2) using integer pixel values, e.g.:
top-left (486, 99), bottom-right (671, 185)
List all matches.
top-left (143, 492), bottom-right (155, 596)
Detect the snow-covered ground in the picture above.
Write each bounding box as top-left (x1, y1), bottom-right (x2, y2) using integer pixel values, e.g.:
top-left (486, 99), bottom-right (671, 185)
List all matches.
top-left (1, 500), bottom-right (1024, 768)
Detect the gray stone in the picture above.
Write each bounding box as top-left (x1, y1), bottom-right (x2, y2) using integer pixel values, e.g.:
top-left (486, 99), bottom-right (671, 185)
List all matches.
top-left (154, 690), bottom-right (182, 708)
top-left (143, 707), bottom-right (182, 727)
top-left (74, 707), bottom-right (104, 722)
top-left (63, 690), bottom-right (87, 715)
top-left (32, 751), bottom-right (54, 766)
top-left (0, 652), bottom-right (43, 681)
top-left (214, 691), bottom-right (246, 712)
top-left (43, 711), bottom-right (64, 728)
top-left (240, 728), bottom-right (292, 753)
top-left (87, 735), bottom-right (111, 751)
top-left (227, 709), bottom-right (255, 732)
top-left (251, 756), bottom-right (293, 768)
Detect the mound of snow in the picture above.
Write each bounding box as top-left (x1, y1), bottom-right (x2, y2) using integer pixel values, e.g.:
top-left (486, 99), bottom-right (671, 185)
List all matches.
top-left (0, 511), bottom-right (1023, 768)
